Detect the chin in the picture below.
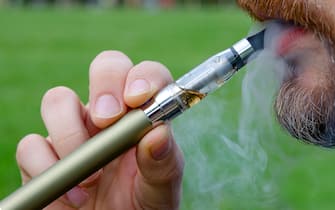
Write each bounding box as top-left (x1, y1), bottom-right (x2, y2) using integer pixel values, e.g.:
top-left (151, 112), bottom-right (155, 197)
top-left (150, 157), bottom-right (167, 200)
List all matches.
top-left (236, 0), bottom-right (335, 147)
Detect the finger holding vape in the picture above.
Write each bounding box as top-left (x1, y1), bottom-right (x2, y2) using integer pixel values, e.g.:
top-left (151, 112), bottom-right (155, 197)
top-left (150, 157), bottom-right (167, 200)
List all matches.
top-left (14, 51), bottom-right (183, 210)
top-left (3, 30), bottom-right (264, 210)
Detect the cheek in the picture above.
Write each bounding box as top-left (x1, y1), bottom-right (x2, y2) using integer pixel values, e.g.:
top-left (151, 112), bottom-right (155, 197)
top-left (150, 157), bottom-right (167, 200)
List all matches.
top-left (294, 54), bottom-right (334, 90)
top-left (295, 67), bottom-right (330, 90)
top-left (280, 37), bottom-right (333, 89)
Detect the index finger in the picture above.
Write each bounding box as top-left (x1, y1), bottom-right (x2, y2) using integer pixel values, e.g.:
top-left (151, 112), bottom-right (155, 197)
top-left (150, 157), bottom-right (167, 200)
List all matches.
top-left (89, 51), bottom-right (134, 128)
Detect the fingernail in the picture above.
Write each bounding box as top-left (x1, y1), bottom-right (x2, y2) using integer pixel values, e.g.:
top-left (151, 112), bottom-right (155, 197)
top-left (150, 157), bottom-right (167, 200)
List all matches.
top-left (150, 131), bottom-right (171, 161)
top-left (66, 186), bottom-right (89, 208)
top-left (95, 94), bottom-right (121, 118)
top-left (127, 79), bottom-right (151, 96)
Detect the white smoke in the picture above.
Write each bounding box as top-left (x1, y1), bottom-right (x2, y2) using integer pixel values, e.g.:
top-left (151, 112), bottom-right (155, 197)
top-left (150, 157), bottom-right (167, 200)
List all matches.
top-left (173, 24), bottom-right (289, 209)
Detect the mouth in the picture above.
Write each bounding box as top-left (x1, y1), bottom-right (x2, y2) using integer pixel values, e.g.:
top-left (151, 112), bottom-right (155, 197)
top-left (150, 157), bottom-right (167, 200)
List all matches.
top-left (264, 21), bottom-right (314, 71)
top-left (263, 20), bottom-right (332, 86)
top-left (276, 26), bottom-right (308, 56)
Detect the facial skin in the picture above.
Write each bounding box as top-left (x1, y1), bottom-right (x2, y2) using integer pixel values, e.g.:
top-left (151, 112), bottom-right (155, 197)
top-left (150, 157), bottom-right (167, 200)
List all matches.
top-left (237, 0), bottom-right (335, 147)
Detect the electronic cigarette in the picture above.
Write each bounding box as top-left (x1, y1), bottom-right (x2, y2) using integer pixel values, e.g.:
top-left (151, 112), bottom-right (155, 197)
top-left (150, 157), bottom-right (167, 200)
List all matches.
top-left (0, 30), bottom-right (265, 210)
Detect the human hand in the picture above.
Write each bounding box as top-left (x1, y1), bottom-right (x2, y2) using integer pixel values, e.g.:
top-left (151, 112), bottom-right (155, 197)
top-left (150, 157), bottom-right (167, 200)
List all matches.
top-left (16, 51), bottom-right (184, 210)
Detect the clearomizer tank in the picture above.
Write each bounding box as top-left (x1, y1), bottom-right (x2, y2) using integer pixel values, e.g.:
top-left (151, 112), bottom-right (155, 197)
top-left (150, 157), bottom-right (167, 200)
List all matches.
top-left (144, 29), bottom-right (265, 123)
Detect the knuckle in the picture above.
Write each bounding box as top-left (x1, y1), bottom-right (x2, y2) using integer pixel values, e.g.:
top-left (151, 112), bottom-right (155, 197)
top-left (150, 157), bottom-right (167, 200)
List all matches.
top-left (42, 86), bottom-right (76, 107)
top-left (16, 134), bottom-right (43, 163)
top-left (42, 86), bottom-right (76, 102)
top-left (138, 60), bottom-right (160, 66)
top-left (137, 60), bottom-right (168, 72)
top-left (145, 152), bottom-right (185, 184)
top-left (164, 156), bottom-right (184, 182)
top-left (132, 61), bottom-right (172, 83)
top-left (161, 145), bottom-right (185, 183)
top-left (89, 50), bottom-right (133, 74)
top-left (53, 129), bottom-right (86, 151)
top-left (96, 50), bottom-right (128, 60)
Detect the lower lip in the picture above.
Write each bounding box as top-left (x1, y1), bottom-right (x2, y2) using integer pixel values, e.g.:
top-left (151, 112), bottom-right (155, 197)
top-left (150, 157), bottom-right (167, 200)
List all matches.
top-left (276, 27), bottom-right (308, 56)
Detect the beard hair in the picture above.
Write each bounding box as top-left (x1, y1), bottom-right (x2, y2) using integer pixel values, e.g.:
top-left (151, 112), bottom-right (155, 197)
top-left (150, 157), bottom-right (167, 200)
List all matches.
top-left (275, 74), bottom-right (335, 147)
top-left (235, 0), bottom-right (335, 147)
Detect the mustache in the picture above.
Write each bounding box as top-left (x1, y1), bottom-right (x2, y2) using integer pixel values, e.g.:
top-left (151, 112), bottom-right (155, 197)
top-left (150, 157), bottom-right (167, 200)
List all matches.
top-left (236, 0), bottom-right (335, 46)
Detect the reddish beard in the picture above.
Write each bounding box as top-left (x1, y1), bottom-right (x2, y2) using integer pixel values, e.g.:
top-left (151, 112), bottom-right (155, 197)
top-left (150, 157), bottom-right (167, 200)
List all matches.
top-left (236, 0), bottom-right (335, 147)
top-left (273, 38), bottom-right (335, 147)
top-left (275, 71), bottom-right (335, 147)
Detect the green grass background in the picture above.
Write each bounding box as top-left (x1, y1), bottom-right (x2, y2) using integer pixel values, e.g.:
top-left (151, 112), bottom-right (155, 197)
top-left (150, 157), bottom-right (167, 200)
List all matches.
top-left (1, 6), bottom-right (335, 210)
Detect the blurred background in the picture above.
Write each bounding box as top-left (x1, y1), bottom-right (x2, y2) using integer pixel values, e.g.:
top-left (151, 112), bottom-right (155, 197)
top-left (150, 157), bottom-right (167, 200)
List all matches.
top-left (1, 1), bottom-right (335, 210)
top-left (0, 0), bottom-right (234, 7)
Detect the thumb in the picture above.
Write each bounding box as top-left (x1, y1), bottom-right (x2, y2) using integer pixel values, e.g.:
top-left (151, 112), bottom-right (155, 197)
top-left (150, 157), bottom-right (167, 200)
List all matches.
top-left (134, 124), bottom-right (184, 210)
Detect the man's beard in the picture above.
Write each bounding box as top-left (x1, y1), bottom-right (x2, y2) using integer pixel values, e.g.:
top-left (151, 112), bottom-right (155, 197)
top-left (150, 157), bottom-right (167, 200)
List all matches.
top-left (275, 71), bottom-right (335, 147)
top-left (236, 0), bottom-right (335, 147)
